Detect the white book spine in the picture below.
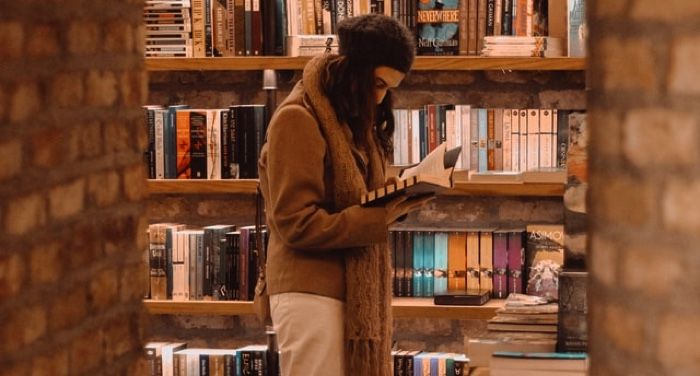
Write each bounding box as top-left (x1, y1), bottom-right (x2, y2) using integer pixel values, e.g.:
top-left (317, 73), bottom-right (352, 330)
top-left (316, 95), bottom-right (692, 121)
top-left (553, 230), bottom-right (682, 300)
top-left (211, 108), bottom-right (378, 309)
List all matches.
top-left (510, 109), bottom-right (519, 173)
top-left (411, 109), bottom-right (421, 165)
top-left (393, 109), bottom-right (402, 165)
top-left (399, 109), bottom-right (409, 165)
top-left (461, 105), bottom-right (471, 171)
top-left (446, 108), bottom-right (457, 167)
top-left (207, 110), bottom-right (222, 179)
top-left (519, 110), bottom-right (528, 172)
top-left (173, 231), bottom-right (184, 301)
top-left (526, 109), bottom-right (540, 170)
top-left (155, 109), bottom-right (166, 179)
top-left (502, 108), bottom-right (512, 172)
top-left (454, 106), bottom-right (462, 170)
top-left (552, 109), bottom-right (559, 167)
top-left (539, 109), bottom-right (553, 168)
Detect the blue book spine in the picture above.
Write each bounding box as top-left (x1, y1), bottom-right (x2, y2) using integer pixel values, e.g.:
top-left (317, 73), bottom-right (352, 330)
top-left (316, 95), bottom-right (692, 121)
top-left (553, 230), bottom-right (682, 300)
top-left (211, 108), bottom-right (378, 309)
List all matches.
top-left (430, 354), bottom-right (438, 376)
top-left (433, 232), bottom-right (449, 295)
top-left (412, 232), bottom-right (424, 297)
top-left (423, 232), bottom-right (435, 297)
top-left (478, 108), bottom-right (488, 172)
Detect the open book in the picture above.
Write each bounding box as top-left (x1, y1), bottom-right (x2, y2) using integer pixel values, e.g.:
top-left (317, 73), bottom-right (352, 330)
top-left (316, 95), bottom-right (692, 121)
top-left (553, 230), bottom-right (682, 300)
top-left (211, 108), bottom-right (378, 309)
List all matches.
top-left (360, 143), bottom-right (462, 207)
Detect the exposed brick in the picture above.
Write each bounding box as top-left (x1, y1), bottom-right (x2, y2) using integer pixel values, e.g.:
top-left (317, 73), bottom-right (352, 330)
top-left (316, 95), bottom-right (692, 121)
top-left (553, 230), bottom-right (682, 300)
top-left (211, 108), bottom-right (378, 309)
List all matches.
top-left (26, 24), bottom-right (60, 57)
top-left (631, 0), bottom-right (700, 21)
top-left (0, 252), bottom-right (24, 299)
top-left (123, 164), bottom-right (148, 201)
top-left (5, 192), bottom-right (46, 235)
top-left (538, 90), bottom-right (586, 110)
top-left (69, 330), bottom-right (104, 374)
top-left (600, 37), bottom-right (657, 92)
top-left (662, 179), bottom-right (700, 234)
top-left (9, 82), bottom-right (41, 123)
top-left (103, 318), bottom-right (135, 363)
top-left (104, 120), bottom-right (132, 153)
top-left (32, 350), bottom-right (69, 376)
top-left (121, 260), bottom-right (149, 303)
top-left (658, 314), bottom-right (700, 372)
top-left (0, 139), bottom-right (22, 181)
top-left (66, 20), bottom-right (100, 55)
top-left (0, 21), bottom-right (23, 59)
top-left (669, 35), bottom-right (700, 95)
top-left (595, 174), bottom-right (654, 228)
top-left (50, 286), bottom-right (87, 332)
top-left (49, 179), bottom-right (85, 220)
top-left (50, 72), bottom-right (84, 108)
top-left (88, 170), bottom-right (121, 207)
top-left (30, 241), bottom-right (62, 285)
top-left (31, 127), bottom-right (68, 168)
top-left (104, 21), bottom-right (134, 53)
top-left (623, 108), bottom-right (698, 168)
top-left (604, 305), bottom-right (644, 354)
top-left (74, 121), bottom-right (103, 158)
top-left (89, 268), bottom-right (119, 311)
top-left (590, 234), bottom-right (618, 287)
top-left (86, 70), bottom-right (119, 107)
top-left (621, 244), bottom-right (682, 297)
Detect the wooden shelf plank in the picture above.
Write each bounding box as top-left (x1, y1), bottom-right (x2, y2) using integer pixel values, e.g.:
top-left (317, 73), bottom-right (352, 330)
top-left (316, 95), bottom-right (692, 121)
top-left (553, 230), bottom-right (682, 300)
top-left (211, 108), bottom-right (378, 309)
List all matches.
top-left (143, 298), bottom-right (504, 319)
top-left (146, 57), bottom-right (585, 71)
top-left (147, 179), bottom-right (258, 194)
top-left (147, 179), bottom-right (563, 196)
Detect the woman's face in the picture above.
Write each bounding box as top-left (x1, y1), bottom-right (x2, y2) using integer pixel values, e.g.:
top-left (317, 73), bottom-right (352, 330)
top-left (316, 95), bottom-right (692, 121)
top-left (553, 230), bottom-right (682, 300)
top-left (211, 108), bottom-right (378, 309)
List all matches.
top-left (373, 66), bottom-right (405, 104)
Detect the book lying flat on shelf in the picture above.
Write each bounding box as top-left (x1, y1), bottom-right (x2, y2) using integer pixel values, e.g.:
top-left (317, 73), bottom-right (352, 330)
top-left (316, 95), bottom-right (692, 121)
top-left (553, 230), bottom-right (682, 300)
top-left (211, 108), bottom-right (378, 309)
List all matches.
top-left (433, 289), bottom-right (491, 306)
top-left (361, 143), bottom-right (462, 207)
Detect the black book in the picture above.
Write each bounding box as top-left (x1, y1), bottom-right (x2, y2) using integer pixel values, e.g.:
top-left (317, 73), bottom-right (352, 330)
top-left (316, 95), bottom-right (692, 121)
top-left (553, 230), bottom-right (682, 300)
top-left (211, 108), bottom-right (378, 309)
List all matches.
top-left (433, 289), bottom-right (491, 306)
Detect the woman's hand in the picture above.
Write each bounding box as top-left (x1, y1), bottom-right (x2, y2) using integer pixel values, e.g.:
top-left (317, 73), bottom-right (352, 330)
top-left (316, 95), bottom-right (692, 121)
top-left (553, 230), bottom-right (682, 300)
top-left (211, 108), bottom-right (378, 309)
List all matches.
top-left (384, 194), bottom-right (435, 225)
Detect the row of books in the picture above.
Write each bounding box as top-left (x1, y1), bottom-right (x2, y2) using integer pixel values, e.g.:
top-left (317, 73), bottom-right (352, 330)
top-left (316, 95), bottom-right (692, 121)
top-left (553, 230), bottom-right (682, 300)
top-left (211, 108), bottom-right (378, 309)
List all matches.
top-left (391, 106), bottom-right (582, 173)
top-left (143, 0), bottom-right (586, 58)
top-left (390, 225), bottom-right (563, 300)
top-left (145, 342), bottom-right (273, 376)
top-left (143, 104), bottom-right (267, 180)
top-left (146, 223), bottom-right (268, 302)
top-left (391, 350), bottom-right (470, 376)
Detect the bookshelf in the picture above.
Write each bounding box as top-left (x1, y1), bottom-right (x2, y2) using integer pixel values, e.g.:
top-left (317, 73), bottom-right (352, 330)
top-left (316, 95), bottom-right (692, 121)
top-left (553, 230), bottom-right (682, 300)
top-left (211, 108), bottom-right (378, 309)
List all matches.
top-left (148, 178), bottom-right (564, 196)
top-left (143, 298), bottom-right (505, 320)
top-left (145, 56), bottom-right (585, 72)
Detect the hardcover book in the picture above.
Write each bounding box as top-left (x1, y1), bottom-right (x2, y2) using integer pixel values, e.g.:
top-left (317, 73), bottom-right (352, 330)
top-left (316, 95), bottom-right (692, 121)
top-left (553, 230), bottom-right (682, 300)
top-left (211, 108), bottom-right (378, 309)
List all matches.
top-left (361, 142), bottom-right (462, 207)
top-left (434, 289), bottom-right (491, 305)
top-left (557, 271), bottom-right (588, 352)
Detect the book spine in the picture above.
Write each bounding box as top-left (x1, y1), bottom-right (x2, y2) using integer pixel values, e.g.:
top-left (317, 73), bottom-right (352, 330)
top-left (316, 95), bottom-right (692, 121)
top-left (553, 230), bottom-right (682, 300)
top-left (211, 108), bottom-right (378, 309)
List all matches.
top-left (468, 0), bottom-right (478, 55)
top-left (419, 108), bottom-right (427, 160)
top-left (526, 108), bottom-right (540, 171)
top-left (518, 109), bottom-right (528, 172)
top-left (447, 232), bottom-right (467, 292)
top-left (510, 109), bottom-right (519, 172)
top-left (466, 231), bottom-right (480, 290)
top-left (486, 0), bottom-right (495, 36)
top-left (494, 0), bottom-right (503, 36)
top-left (412, 231), bottom-right (424, 297)
top-left (205, 0), bottom-right (213, 56)
top-left (539, 109), bottom-right (553, 168)
top-left (477, 108), bottom-right (488, 172)
top-left (494, 108), bottom-right (504, 171)
top-left (557, 271), bottom-right (589, 352)
top-left (459, 0), bottom-right (469, 55)
top-left (192, 0), bottom-right (206, 57)
top-left (502, 0), bottom-right (513, 35)
top-left (251, 0), bottom-right (262, 55)
top-left (507, 231), bottom-right (523, 294)
top-left (460, 105), bottom-right (471, 170)
top-left (228, 106), bottom-right (240, 178)
top-left (154, 110), bottom-right (166, 179)
top-left (556, 109), bottom-right (570, 168)
top-left (175, 111), bottom-right (191, 179)
top-left (433, 232), bottom-right (448, 295)
top-left (189, 111), bottom-right (208, 179)
top-left (233, 0), bottom-right (245, 55)
top-left (486, 108), bottom-right (495, 170)
top-left (422, 232), bottom-right (435, 297)
top-left (492, 232), bottom-right (508, 298)
top-left (502, 108), bottom-right (512, 171)
top-left (219, 110), bottom-right (231, 178)
top-left (479, 231), bottom-right (493, 294)
top-left (146, 108), bottom-right (157, 179)
top-left (477, 0), bottom-right (487, 54)
top-left (244, 0), bottom-right (252, 55)
top-left (404, 230), bottom-right (414, 297)
top-left (469, 108), bottom-right (479, 171)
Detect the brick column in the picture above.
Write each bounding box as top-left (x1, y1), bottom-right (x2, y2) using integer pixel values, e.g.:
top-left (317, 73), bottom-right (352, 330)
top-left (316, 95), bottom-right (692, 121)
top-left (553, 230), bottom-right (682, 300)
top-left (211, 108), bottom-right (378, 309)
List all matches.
top-left (588, 1), bottom-right (700, 374)
top-left (0, 1), bottom-right (148, 374)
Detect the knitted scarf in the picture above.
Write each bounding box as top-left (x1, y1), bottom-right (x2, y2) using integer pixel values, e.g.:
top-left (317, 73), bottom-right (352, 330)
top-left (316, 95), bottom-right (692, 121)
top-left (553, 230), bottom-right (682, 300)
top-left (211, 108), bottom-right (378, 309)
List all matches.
top-left (302, 55), bottom-right (393, 376)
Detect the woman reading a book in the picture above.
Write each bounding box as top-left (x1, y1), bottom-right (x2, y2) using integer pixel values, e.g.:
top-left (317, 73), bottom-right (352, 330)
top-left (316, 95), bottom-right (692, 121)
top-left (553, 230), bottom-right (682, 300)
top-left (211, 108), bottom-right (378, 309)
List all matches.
top-left (258, 14), bottom-right (428, 376)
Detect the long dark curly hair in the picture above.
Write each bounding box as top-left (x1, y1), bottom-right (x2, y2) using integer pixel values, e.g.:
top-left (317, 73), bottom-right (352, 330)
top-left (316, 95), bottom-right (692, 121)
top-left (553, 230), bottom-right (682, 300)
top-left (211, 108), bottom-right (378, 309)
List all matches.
top-left (320, 55), bottom-right (395, 157)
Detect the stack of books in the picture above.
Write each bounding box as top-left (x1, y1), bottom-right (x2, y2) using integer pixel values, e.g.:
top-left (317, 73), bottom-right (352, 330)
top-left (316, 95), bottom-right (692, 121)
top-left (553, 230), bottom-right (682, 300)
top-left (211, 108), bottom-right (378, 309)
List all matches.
top-left (490, 351), bottom-right (588, 376)
top-left (144, 1), bottom-right (193, 57)
top-left (481, 36), bottom-right (564, 58)
top-left (487, 294), bottom-right (559, 334)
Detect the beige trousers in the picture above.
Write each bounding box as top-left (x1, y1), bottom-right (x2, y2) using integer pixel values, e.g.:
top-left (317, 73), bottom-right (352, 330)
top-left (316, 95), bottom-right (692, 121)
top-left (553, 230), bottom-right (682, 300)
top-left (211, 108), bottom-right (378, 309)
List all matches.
top-left (270, 292), bottom-right (345, 376)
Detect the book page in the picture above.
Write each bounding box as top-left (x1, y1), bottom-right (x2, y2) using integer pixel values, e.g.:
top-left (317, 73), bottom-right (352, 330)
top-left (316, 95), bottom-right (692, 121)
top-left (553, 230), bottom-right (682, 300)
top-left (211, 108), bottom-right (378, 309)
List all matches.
top-left (400, 142), bottom-right (448, 180)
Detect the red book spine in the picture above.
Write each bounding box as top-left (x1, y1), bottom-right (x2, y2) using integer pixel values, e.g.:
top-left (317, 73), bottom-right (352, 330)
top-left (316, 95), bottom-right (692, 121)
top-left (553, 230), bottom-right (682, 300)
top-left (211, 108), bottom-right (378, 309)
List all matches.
top-left (507, 231), bottom-right (524, 294)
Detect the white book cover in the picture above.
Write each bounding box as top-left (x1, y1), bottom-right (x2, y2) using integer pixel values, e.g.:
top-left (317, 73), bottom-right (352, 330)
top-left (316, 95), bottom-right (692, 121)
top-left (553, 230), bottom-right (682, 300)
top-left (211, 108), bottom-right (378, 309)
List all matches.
top-left (411, 109), bottom-right (421, 165)
top-left (459, 105), bottom-right (471, 171)
top-left (527, 109), bottom-right (540, 171)
top-left (510, 109), bottom-right (520, 173)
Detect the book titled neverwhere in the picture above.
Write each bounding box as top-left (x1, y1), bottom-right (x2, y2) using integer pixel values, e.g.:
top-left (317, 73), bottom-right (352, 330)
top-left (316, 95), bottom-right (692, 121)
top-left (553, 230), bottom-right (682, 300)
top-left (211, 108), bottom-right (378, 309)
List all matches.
top-left (361, 142), bottom-right (462, 207)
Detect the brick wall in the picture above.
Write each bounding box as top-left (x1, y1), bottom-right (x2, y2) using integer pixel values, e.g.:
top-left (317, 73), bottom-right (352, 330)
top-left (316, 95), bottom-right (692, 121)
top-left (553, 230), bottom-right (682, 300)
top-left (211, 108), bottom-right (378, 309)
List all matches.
top-left (146, 69), bottom-right (584, 351)
top-left (0, 1), bottom-right (148, 375)
top-left (588, 1), bottom-right (700, 375)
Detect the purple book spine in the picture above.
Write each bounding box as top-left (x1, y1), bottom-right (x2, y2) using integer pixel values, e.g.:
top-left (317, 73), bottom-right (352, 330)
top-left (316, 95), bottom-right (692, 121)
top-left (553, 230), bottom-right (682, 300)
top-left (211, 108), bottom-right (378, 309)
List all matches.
top-left (493, 232), bottom-right (508, 298)
top-left (507, 231), bottom-right (524, 294)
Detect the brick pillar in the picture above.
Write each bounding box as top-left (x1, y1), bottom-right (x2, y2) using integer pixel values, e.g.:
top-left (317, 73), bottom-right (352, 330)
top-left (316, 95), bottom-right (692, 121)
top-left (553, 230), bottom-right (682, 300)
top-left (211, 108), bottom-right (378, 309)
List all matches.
top-left (588, 1), bottom-right (700, 375)
top-left (0, 1), bottom-right (149, 375)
